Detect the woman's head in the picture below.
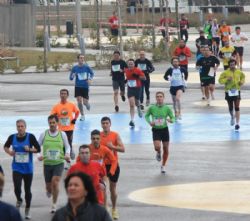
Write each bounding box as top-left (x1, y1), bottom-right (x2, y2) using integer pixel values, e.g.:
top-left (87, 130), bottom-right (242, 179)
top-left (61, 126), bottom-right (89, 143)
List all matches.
top-left (65, 172), bottom-right (98, 204)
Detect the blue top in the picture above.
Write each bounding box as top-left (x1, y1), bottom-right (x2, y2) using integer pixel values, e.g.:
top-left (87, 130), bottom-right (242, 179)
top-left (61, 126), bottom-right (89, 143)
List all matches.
top-left (69, 64), bottom-right (94, 88)
top-left (0, 201), bottom-right (22, 221)
top-left (12, 133), bottom-right (33, 174)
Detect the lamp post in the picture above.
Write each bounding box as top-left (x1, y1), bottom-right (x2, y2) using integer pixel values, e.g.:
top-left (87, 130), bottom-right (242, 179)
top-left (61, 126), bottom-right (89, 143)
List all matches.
top-left (151, 0), bottom-right (156, 48)
top-left (76, 0), bottom-right (85, 54)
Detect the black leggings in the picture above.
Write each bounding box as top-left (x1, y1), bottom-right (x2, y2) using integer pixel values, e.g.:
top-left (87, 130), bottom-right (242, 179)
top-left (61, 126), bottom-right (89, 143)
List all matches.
top-left (13, 171), bottom-right (33, 208)
top-left (227, 99), bottom-right (240, 113)
top-left (65, 130), bottom-right (73, 151)
top-left (140, 76), bottom-right (150, 103)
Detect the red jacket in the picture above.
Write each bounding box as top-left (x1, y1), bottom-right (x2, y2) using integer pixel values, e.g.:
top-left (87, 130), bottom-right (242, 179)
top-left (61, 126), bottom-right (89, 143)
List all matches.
top-left (173, 46), bottom-right (192, 65)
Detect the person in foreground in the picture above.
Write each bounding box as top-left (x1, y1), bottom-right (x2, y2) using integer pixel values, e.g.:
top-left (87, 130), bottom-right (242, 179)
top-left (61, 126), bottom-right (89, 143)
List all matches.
top-left (51, 172), bottom-right (112, 221)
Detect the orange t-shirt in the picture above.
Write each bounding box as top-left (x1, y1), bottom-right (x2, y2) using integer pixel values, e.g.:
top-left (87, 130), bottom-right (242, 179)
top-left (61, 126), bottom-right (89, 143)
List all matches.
top-left (100, 131), bottom-right (119, 164)
top-left (51, 101), bottom-right (79, 131)
top-left (67, 161), bottom-right (106, 205)
top-left (219, 25), bottom-right (231, 42)
top-left (89, 144), bottom-right (117, 176)
top-left (124, 67), bottom-right (145, 88)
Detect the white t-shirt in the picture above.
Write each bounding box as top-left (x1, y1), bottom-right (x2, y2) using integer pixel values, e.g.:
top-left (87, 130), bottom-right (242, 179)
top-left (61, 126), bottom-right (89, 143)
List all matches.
top-left (231, 32), bottom-right (248, 47)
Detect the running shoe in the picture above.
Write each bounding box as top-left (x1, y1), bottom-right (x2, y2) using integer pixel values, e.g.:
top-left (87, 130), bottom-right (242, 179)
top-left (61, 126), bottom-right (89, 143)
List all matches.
top-left (64, 161), bottom-right (71, 170)
top-left (115, 105), bottom-right (119, 112)
top-left (156, 152), bottom-right (161, 162)
top-left (46, 191), bottom-right (52, 198)
top-left (129, 120), bottom-right (135, 127)
top-left (16, 200), bottom-right (22, 209)
top-left (140, 104), bottom-right (144, 110)
top-left (85, 102), bottom-right (90, 111)
top-left (80, 115), bottom-right (85, 121)
top-left (70, 150), bottom-right (75, 160)
top-left (25, 208), bottom-right (31, 220)
top-left (230, 117), bottom-right (235, 126)
top-left (51, 204), bottom-right (57, 213)
top-left (202, 96), bottom-right (205, 100)
top-left (146, 99), bottom-right (150, 106)
top-left (235, 124), bottom-right (240, 131)
top-left (161, 165), bottom-right (166, 174)
top-left (112, 208), bottom-right (119, 220)
top-left (207, 99), bottom-right (210, 106)
top-left (137, 107), bottom-right (143, 118)
top-left (121, 95), bottom-right (126, 102)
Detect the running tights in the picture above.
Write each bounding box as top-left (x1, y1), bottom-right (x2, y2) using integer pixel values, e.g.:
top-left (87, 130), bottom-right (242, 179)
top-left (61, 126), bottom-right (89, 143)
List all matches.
top-left (13, 171), bottom-right (33, 208)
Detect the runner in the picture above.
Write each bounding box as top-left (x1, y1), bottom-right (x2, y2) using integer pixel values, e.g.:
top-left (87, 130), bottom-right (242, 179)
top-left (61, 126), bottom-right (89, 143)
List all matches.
top-left (196, 46), bottom-right (206, 100)
top-left (195, 30), bottom-right (211, 58)
top-left (164, 57), bottom-right (187, 122)
top-left (108, 11), bottom-right (119, 37)
top-left (124, 59), bottom-right (146, 127)
top-left (159, 17), bottom-right (174, 38)
top-left (67, 145), bottom-right (106, 205)
top-left (69, 54), bottom-right (94, 121)
top-left (218, 20), bottom-right (231, 47)
top-left (145, 92), bottom-right (175, 173)
top-left (231, 26), bottom-right (248, 70)
top-left (38, 115), bottom-right (71, 213)
top-left (196, 46), bottom-right (220, 105)
top-left (4, 119), bottom-right (40, 219)
top-left (100, 116), bottom-right (125, 220)
top-left (110, 50), bottom-right (127, 112)
top-left (173, 40), bottom-right (192, 81)
top-left (219, 59), bottom-right (245, 131)
top-left (179, 14), bottom-right (189, 42)
top-left (211, 18), bottom-right (220, 57)
top-left (51, 89), bottom-right (79, 162)
top-left (204, 18), bottom-right (213, 46)
top-left (135, 50), bottom-right (155, 109)
top-left (219, 41), bottom-right (237, 70)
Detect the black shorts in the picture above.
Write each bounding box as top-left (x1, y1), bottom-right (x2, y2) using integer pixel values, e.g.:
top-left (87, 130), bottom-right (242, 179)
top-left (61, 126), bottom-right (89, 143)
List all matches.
top-left (44, 163), bottom-right (64, 183)
top-left (200, 77), bottom-right (215, 86)
top-left (111, 29), bottom-right (118, 36)
top-left (127, 87), bottom-right (141, 100)
top-left (152, 127), bottom-right (169, 142)
top-left (234, 46), bottom-right (244, 56)
top-left (225, 91), bottom-right (241, 101)
top-left (112, 80), bottom-right (125, 92)
top-left (75, 87), bottom-right (89, 99)
top-left (106, 164), bottom-right (120, 183)
top-left (170, 86), bottom-right (185, 96)
top-left (224, 65), bottom-right (229, 70)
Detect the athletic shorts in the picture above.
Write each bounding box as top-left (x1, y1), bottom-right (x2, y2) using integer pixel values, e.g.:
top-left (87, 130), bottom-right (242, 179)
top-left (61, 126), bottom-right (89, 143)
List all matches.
top-left (234, 46), bottom-right (244, 57)
top-left (75, 87), bottom-right (89, 99)
top-left (152, 127), bottom-right (169, 142)
top-left (223, 65), bottom-right (229, 70)
top-left (200, 77), bottom-right (215, 86)
top-left (106, 164), bottom-right (120, 183)
top-left (112, 80), bottom-right (125, 92)
top-left (111, 29), bottom-right (118, 36)
top-left (127, 87), bottom-right (141, 100)
top-left (170, 86), bottom-right (185, 96)
top-left (44, 163), bottom-right (64, 183)
top-left (225, 91), bottom-right (241, 101)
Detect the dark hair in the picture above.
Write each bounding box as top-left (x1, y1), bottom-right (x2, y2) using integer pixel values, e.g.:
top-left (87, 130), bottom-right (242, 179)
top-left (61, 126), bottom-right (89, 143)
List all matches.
top-left (79, 144), bottom-right (90, 152)
top-left (48, 114), bottom-right (59, 122)
top-left (60, 88), bottom-right (69, 96)
top-left (65, 172), bottom-right (98, 204)
top-left (101, 116), bottom-right (111, 123)
top-left (235, 26), bottom-right (241, 30)
top-left (229, 59), bottom-right (237, 65)
top-left (113, 50), bottom-right (120, 55)
top-left (127, 58), bottom-right (135, 63)
top-left (156, 91), bottom-right (165, 97)
top-left (171, 56), bottom-right (179, 64)
top-left (91, 129), bottom-right (100, 136)
top-left (77, 54), bottom-right (84, 59)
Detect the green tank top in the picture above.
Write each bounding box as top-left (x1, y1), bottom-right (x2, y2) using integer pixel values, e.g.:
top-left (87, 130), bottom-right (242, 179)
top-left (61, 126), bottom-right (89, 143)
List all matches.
top-left (43, 130), bottom-right (65, 166)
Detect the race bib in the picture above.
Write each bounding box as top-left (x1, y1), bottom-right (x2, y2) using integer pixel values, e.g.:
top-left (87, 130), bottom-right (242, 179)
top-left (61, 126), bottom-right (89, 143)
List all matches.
top-left (60, 117), bottom-right (70, 126)
top-left (154, 118), bottom-right (165, 126)
top-left (78, 72), bottom-right (88, 80)
top-left (223, 32), bottom-right (229, 36)
top-left (172, 73), bottom-right (182, 81)
top-left (208, 68), bottom-right (215, 77)
top-left (138, 63), bottom-right (147, 71)
top-left (224, 52), bottom-right (232, 58)
top-left (112, 64), bottom-right (120, 72)
top-left (15, 152), bottom-right (29, 163)
top-left (127, 80), bottom-right (137, 87)
top-left (113, 20), bottom-right (118, 25)
top-left (228, 89), bottom-right (239, 97)
top-left (179, 55), bottom-right (186, 61)
top-left (47, 150), bottom-right (60, 161)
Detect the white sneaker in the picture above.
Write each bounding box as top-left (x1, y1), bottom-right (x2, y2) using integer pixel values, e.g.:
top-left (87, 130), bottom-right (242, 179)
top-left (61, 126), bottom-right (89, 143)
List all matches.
top-left (51, 204), bottom-right (56, 214)
top-left (25, 208), bottom-right (31, 220)
top-left (64, 161), bottom-right (71, 170)
top-left (80, 115), bottom-right (85, 121)
top-left (137, 107), bottom-right (143, 118)
top-left (206, 98), bottom-right (210, 106)
top-left (161, 165), bottom-right (166, 174)
top-left (230, 117), bottom-right (235, 126)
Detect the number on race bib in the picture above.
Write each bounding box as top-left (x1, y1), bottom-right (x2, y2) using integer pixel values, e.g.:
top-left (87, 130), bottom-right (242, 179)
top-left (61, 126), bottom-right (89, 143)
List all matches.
top-left (112, 65), bottom-right (120, 72)
top-left (127, 80), bottom-right (137, 87)
top-left (47, 150), bottom-right (60, 161)
top-left (78, 72), bottom-right (88, 80)
top-left (15, 152), bottom-right (29, 163)
top-left (138, 63), bottom-right (147, 71)
top-left (60, 118), bottom-right (70, 126)
top-left (154, 118), bottom-right (165, 126)
top-left (228, 89), bottom-right (239, 97)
